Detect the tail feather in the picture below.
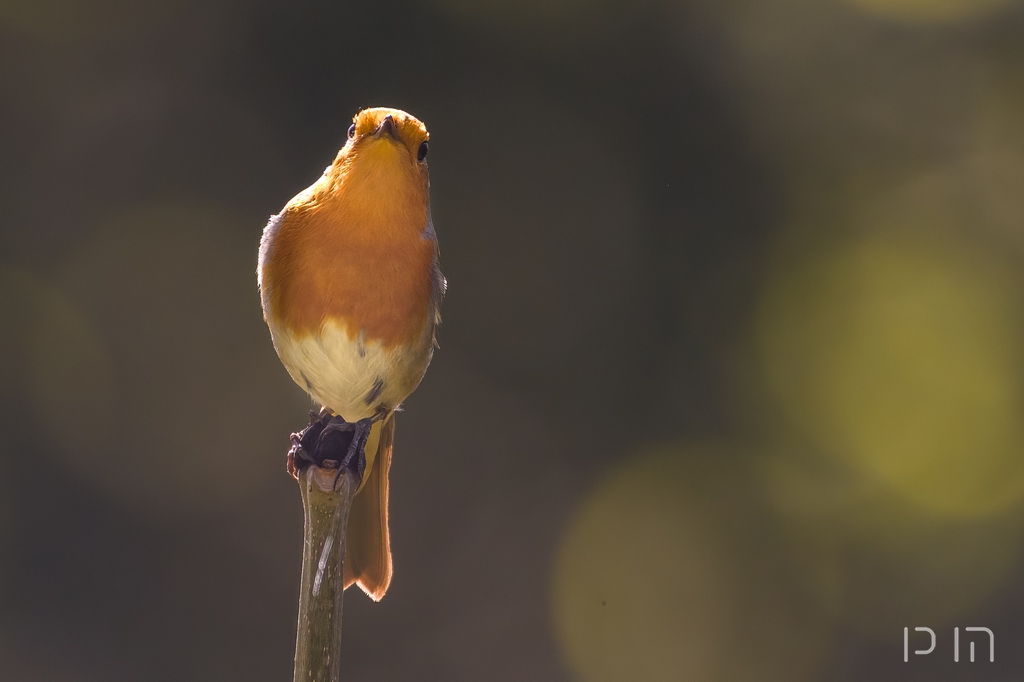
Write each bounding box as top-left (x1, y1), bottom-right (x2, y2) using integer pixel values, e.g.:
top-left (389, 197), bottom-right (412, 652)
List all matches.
top-left (343, 413), bottom-right (394, 601)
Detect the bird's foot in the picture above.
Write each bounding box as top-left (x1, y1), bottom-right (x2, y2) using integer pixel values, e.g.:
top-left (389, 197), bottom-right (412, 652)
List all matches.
top-left (286, 410), bottom-right (376, 484)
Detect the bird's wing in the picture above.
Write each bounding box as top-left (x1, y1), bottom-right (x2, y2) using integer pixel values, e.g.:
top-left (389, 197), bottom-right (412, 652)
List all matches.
top-left (343, 413), bottom-right (395, 601)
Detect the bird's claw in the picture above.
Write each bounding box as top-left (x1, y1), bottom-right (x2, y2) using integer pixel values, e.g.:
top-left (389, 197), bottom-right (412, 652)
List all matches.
top-left (286, 410), bottom-right (375, 485)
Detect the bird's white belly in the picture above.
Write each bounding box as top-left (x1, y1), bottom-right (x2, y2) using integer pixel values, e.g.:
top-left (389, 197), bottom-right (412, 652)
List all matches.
top-left (269, 317), bottom-right (431, 421)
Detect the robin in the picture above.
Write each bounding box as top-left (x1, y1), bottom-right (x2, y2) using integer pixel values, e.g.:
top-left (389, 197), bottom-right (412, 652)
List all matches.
top-left (258, 107), bottom-right (444, 600)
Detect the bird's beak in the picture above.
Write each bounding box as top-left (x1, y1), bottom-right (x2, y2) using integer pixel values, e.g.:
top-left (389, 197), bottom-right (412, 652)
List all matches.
top-left (374, 115), bottom-right (399, 140)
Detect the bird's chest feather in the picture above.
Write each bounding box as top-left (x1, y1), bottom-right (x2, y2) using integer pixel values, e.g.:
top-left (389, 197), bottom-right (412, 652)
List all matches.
top-left (264, 215), bottom-right (437, 346)
top-left (270, 318), bottom-right (432, 421)
top-left (260, 205), bottom-right (439, 419)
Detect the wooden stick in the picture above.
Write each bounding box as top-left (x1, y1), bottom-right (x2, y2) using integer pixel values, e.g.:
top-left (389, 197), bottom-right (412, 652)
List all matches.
top-left (293, 466), bottom-right (356, 682)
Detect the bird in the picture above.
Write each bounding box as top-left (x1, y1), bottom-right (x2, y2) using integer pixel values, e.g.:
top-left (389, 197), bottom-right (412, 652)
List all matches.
top-left (258, 107), bottom-right (444, 601)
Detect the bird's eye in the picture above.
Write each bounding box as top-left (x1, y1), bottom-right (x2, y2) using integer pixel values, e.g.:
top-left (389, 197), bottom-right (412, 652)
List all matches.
top-left (417, 141), bottom-right (429, 162)
top-left (347, 124), bottom-right (356, 139)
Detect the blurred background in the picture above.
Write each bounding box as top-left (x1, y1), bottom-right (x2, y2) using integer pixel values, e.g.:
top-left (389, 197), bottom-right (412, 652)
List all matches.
top-left (2, 0), bottom-right (1024, 679)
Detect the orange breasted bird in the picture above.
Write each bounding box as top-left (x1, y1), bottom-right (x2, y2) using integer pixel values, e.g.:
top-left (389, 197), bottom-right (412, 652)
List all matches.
top-left (258, 107), bottom-right (444, 601)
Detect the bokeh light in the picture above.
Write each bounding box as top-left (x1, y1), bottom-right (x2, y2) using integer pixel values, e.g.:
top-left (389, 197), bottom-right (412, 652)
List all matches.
top-left (553, 449), bottom-right (731, 682)
top-left (31, 203), bottom-right (307, 516)
top-left (841, 0), bottom-right (1014, 23)
top-left (756, 188), bottom-right (1024, 517)
top-left (0, 268), bottom-right (113, 549)
top-left (553, 445), bottom-right (826, 682)
top-left (750, 161), bottom-right (1024, 639)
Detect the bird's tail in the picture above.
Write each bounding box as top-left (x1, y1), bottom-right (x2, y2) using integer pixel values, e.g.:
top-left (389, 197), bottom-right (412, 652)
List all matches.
top-left (343, 413), bottom-right (394, 601)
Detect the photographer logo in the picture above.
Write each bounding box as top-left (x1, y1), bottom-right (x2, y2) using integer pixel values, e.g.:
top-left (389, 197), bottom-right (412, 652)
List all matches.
top-left (903, 627), bottom-right (994, 662)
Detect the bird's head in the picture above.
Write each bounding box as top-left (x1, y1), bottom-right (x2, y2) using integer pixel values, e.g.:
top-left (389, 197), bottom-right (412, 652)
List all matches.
top-left (328, 108), bottom-right (430, 205)
top-left (347, 108), bottom-right (429, 162)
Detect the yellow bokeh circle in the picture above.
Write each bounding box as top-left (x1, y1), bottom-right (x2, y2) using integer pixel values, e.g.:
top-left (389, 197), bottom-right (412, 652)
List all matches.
top-left (553, 453), bottom-right (730, 682)
top-left (552, 446), bottom-right (825, 682)
top-left (758, 227), bottom-right (1024, 517)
